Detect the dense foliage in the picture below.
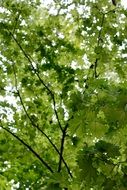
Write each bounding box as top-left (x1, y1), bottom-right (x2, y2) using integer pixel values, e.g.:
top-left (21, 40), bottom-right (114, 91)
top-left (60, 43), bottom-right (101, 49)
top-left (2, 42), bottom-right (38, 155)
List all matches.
top-left (0, 0), bottom-right (127, 189)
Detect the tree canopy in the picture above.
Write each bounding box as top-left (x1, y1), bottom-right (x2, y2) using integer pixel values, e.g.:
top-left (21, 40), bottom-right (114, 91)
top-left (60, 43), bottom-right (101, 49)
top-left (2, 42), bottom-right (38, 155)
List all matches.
top-left (0, 0), bottom-right (127, 189)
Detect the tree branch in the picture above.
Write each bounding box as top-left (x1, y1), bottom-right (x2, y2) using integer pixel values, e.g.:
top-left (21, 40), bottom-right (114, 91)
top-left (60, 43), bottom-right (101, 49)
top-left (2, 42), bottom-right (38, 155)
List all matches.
top-left (58, 116), bottom-right (73, 175)
top-left (58, 124), bottom-right (68, 172)
top-left (12, 63), bottom-right (72, 177)
top-left (33, 71), bottom-right (63, 132)
top-left (1, 24), bottom-right (72, 177)
top-left (0, 122), bottom-right (53, 173)
top-left (18, 92), bottom-right (72, 177)
top-left (112, 0), bottom-right (116, 6)
top-left (9, 30), bottom-right (63, 132)
top-left (9, 29), bottom-right (73, 176)
top-left (85, 12), bottom-right (105, 80)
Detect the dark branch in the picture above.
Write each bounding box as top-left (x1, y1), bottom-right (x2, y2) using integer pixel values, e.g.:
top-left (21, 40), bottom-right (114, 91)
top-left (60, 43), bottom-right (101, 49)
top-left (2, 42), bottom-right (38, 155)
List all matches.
top-left (12, 63), bottom-right (72, 177)
top-left (1, 25), bottom-right (72, 177)
top-left (18, 92), bottom-right (72, 177)
top-left (0, 122), bottom-right (53, 173)
top-left (58, 116), bottom-right (73, 176)
top-left (33, 72), bottom-right (63, 132)
top-left (9, 30), bottom-right (63, 132)
top-left (112, 0), bottom-right (116, 6)
top-left (94, 58), bottom-right (99, 78)
top-left (58, 124), bottom-right (68, 172)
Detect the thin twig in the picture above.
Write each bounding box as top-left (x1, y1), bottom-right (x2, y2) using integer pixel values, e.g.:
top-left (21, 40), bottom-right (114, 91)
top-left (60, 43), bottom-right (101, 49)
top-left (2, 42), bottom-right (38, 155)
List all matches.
top-left (94, 13), bottom-right (105, 78)
top-left (33, 72), bottom-right (63, 132)
top-left (82, 13), bottom-right (105, 88)
top-left (12, 11), bottom-right (21, 34)
top-left (9, 30), bottom-right (63, 132)
top-left (0, 122), bottom-right (53, 173)
top-left (97, 13), bottom-right (105, 46)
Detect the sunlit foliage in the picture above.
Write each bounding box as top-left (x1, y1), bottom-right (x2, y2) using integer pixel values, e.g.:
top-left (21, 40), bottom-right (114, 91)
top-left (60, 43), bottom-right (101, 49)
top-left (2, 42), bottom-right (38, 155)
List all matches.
top-left (0, 0), bottom-right (127, 189)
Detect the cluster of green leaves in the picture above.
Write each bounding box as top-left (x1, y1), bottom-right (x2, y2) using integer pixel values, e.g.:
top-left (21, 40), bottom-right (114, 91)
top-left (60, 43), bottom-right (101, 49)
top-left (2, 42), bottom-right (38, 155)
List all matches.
top-left (0, 0), bottom-right (127, 189)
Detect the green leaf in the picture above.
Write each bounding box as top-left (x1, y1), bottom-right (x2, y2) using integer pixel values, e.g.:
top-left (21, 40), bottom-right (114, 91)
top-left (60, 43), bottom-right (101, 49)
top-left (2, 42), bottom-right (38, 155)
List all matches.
top-left (0, 0), bottom-right (127, 189)
top-left (95, 140), bottom-right (120, 158)
top-left (94, 46), bottom-right (102, 54)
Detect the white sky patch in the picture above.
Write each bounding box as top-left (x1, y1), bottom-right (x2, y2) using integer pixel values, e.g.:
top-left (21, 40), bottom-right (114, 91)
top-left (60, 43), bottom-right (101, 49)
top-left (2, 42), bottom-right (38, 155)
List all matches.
top-left (75, 83), bottom-right (84, 93)
top-left (82, 54), bottom-right (91, 69)
top-left (32, 61), bottom-right (37, 69)
top-left (0, 95), bottom-right (17, 107)
top-left (71, 60), bottom-right (77, 69)
top-left (41, 0), bottom-right (54, 6)
top-left (71, 60), bottom-right (84, 70)
top-left (76, 5), bottom-right (86, 15)
top-left (20, 19), bottom-right (27, 26)
top-left (68, 3), bottom-right (75, 11)
top-left (0, 7), bottom-right (6, 13)
top-left (48, 6), bottom-right (58, 15)
top-left (58, 32), bottom-right (65, 39)
top-left (122, 54), bottom-right (127, 58)
top-left (65, 13), bottom-right (72, 19)
top-left (0, 95), bottom-right (17, 122)
top-left (0, 7), bottom-right (10, 14)
top-left (62, 103), bottom-right (69, 120)
top-left (105, 71), bottom-right (120, 83)
top-left (10, 180), bottom-right (20, 190)
top-left (97, 26), bottom-right (101, 31)
top-left (121, 0), bottom-right (127, 8)
top-left (104, 35), bottom-right (113, 51)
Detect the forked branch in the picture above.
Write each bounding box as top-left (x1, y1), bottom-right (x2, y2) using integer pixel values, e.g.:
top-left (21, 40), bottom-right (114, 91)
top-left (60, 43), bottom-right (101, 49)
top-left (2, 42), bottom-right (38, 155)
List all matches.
top-left (12, 61), bottom-right (72, 178)
top-left (58, 116), bottom-right (73, 175)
